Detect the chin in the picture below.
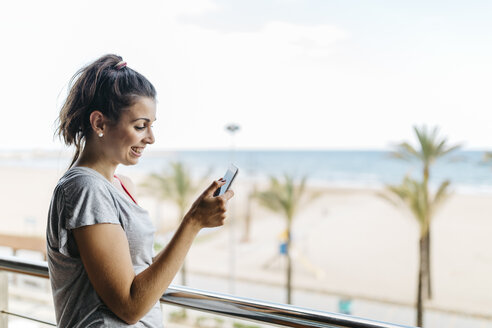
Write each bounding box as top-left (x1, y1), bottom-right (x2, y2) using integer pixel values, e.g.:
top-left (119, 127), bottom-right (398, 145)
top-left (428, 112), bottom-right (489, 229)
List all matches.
top-left (123, 158), bottom-right (140, 166)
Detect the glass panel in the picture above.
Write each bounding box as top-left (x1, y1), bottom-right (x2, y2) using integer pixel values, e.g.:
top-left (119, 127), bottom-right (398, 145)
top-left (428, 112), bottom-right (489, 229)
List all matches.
top-left (2, 266), bottom-right (492, 328)
top-left (177, 273), bottom-right (492, 328)
top-left (8, 317), bottom-right (54, 328)
top-left (6, 271), bottom-right (55, 327)
top-left (161, 304), bottom-right (275, 328)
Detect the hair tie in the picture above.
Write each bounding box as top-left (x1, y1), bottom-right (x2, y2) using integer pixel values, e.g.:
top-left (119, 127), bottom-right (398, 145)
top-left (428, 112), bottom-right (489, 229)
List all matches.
top-left (115, 61), bottom-right (127, 70)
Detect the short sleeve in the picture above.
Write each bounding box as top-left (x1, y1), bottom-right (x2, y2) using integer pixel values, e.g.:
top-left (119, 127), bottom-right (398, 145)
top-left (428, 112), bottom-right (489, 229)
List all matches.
top-left (47, 174), bottom-right (121, 257)
top-left (62, 175), bottom-right (120, 230)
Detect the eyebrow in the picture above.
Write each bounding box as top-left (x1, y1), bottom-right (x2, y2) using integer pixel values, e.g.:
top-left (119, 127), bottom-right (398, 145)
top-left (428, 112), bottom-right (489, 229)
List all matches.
top-left (131, 118), bottom-right (156, 123)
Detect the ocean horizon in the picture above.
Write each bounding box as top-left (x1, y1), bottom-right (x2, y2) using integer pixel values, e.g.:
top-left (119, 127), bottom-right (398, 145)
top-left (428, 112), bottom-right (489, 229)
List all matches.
top-left (2, 149), bottom-right (492, 193)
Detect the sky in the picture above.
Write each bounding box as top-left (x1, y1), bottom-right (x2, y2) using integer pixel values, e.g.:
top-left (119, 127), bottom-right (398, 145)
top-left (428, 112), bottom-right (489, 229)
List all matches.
top-left (0, 0), bottom-right (491, 150)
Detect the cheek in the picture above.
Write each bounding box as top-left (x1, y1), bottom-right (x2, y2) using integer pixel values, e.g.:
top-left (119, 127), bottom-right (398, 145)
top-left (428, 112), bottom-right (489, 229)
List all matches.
top-left (112, 129), bottom-right (138, 148)
top-left (125, 129), bottom-right (143, 146)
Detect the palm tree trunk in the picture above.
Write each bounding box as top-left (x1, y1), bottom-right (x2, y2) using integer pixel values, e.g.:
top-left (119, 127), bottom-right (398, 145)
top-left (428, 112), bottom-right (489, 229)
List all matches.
top-left (425, 232), bottom-right (432, 299)
top-left (420, 232), bottom-right (430, 302)
top-left (179, 208), bottom-right (187, 286)
top-left (181, 262), bottom-right (187, 286)
top-left (423, 166), bottom-right (432, 300)
top-left (417, 236), bottom-right (425, 327)
top-left (286, 231), bottom-right (292, 304)
top-left (178, 207), bottom-right (188, 318)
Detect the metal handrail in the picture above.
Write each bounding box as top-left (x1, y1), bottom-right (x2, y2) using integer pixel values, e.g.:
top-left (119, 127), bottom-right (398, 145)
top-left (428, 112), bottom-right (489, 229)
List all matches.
top-left (0, 255), bottom-right (417, 328)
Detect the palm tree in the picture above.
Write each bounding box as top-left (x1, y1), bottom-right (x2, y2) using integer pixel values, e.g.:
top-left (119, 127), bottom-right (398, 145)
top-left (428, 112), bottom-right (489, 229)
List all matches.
top-left (482, 152), bottom-right (492, 164)
top-left (391, 125), bottom-right (460, 299)
top-left (253, 174), bottom-right (319, 304)
top-left (383, 176), bottom-right (451, 327)
top-left (140, 162), bottom-right (206, 286)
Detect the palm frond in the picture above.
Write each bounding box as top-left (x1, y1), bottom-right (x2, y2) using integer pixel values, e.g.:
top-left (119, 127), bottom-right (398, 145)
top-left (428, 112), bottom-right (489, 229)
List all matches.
top-left (393, 125), bottom-right (461, 169)
top-left (390, 142), bottom-right (419, 161)
top-left (140, 161), bottom-right (200, 213)
top-left (437, 142), bottom-right (462, 159)
top-left (254, 174), bottom-right (319, 224)
top-left (431, 180), bottom-right (451, 209)
top-left (382, 176), bottom-right (428, 232)
top-left (377, 190), bottom-right (401, 208)
top-left (254, 190), bottom-right (285, 214)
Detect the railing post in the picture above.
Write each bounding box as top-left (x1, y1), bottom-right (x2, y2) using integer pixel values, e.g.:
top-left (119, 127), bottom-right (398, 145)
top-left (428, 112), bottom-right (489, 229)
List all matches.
top-left (0, 272), bottom-right (8, 328)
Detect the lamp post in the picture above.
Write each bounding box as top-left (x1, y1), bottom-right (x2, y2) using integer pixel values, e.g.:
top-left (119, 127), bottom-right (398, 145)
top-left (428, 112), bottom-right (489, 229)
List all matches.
top-left (225, 123), bottom-right (240, 294)
top-left (226, 124), bottom-right (240, 147)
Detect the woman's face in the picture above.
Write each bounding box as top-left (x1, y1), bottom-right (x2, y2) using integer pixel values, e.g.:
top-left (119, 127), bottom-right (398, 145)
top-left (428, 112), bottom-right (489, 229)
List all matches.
top-left (103, 97), bottom-right (156, 166)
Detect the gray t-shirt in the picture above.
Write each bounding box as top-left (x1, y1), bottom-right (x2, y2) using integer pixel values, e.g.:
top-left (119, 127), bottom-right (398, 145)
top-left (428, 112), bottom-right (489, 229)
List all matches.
top-left (46, 167), bottom-right (163, 327)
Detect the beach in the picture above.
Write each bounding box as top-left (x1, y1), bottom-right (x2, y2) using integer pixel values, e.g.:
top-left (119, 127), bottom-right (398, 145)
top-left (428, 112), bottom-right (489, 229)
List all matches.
top-left (1, 165), bottom-right (492, 322)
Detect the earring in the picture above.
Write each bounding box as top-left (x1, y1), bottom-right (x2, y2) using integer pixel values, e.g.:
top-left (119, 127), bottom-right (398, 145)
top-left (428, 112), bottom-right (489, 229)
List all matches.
top-left (98, 132), bottom-right (104, 137)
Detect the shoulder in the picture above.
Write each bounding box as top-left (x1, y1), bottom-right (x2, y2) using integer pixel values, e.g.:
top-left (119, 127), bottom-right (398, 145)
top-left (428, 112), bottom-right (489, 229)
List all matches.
top-left (60, 167), bottom-right (104, 186)
top-left (57, 169), bottom-right (121, 224)
top-left (58, 167), bottom-right (114, 201)
top-left (114, 174), bottom-right (137, 197)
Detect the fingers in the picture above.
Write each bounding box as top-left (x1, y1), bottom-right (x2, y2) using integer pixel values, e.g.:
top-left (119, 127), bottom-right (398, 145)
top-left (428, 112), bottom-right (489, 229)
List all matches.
top-left (203, 179), bottom-right (226, 197)
top-left (188, 179), bottom-right (234, 229)
top-left (219, 213), bottom-right (227, 225)
top-left (220, 189), bottom-right (235, 201)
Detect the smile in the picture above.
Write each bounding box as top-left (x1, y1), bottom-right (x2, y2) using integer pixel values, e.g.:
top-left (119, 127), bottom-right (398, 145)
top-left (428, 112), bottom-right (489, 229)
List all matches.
top-left (131, 147), bottom-right (144, 156)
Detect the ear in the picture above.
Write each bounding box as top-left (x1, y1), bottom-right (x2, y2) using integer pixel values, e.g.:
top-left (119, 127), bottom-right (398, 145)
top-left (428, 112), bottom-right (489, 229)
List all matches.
top-left (89, 111), bottom-right (106, 136)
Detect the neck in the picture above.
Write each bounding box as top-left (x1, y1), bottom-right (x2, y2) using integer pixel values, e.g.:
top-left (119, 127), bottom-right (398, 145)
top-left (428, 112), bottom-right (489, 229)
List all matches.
top-left (75, 142), bottom-right (117, 182)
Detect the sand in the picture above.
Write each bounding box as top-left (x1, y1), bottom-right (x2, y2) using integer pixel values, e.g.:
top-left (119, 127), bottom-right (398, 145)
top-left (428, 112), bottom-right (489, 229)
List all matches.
top-left (1, 165), bottom-right (491, 318)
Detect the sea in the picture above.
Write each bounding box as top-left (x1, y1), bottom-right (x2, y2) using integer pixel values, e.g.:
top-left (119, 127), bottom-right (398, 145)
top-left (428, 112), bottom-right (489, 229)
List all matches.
top-left (2, 150), bottom-right (492, 193)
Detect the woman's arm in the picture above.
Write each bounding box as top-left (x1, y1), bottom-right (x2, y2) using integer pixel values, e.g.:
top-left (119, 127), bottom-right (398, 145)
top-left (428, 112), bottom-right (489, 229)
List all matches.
top-left (73, 179), bottom-right (232, 324)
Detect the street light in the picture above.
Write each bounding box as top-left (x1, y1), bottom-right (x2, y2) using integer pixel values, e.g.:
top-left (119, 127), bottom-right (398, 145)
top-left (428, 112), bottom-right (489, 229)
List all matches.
top-left (225, 123), bottom-right (240, 294)
top-left (226, 123), bottom-right (240, 134)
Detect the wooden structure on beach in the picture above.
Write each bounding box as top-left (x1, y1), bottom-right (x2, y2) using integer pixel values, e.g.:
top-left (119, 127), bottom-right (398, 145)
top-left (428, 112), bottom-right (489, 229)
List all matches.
top-left (0, 234), bottom-right (46, 260)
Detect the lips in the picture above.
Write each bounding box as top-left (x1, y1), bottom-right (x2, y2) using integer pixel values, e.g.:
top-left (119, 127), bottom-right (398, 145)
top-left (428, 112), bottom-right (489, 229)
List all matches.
top-left (131, 146), bottom-right (144, 156)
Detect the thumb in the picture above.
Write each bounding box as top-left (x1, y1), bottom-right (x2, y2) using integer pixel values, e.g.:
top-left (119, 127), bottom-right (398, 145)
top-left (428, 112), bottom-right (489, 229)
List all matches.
top-left (204, 179), bottom-right (224, 197)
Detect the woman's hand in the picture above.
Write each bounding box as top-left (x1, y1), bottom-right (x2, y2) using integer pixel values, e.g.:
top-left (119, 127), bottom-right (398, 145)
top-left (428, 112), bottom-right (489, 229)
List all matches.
top-left (184, 179), bottom-right (235, 229)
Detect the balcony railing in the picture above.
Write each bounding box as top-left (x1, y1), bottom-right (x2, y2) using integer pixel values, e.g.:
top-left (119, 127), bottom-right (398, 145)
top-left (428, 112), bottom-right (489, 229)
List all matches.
top-left (0, 255), bottom-right (417, 328)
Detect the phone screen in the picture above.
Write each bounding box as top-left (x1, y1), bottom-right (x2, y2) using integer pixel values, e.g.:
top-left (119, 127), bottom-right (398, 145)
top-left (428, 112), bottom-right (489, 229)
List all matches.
top-left (214, 164), bottom-right (239, 196)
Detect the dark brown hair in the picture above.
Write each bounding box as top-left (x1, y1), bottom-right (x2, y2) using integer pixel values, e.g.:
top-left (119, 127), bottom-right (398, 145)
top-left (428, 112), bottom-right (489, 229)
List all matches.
top-left (57, 54), bottom-right (156, 167)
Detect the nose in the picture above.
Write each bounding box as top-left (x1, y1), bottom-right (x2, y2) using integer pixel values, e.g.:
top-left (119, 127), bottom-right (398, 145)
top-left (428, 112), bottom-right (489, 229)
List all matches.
top-left (145, 127), bottom-right (155, 144)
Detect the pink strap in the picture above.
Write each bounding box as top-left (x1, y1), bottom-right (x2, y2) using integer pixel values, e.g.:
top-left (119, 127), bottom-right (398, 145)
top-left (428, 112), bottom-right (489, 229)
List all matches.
top-left (114, 175), bottom-right (138, 205)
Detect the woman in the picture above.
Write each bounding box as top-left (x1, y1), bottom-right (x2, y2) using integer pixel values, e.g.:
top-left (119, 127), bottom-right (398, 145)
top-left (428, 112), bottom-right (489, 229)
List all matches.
top-left (46, 54), bottom-right (234, 327)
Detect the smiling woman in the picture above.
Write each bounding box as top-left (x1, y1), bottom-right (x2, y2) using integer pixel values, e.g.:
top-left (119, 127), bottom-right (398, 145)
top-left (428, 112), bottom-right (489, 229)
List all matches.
top-left (46, 54), bottom-right (234, 327)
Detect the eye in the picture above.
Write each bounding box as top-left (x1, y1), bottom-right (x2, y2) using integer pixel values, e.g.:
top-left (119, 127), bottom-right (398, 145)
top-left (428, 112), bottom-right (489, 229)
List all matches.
top-left (135, 126), bottom-right (145, 131)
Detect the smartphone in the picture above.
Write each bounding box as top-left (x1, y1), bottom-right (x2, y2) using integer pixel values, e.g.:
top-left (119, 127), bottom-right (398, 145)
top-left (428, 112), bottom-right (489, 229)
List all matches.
top-left (214, 164), bottom-right (239, 197)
